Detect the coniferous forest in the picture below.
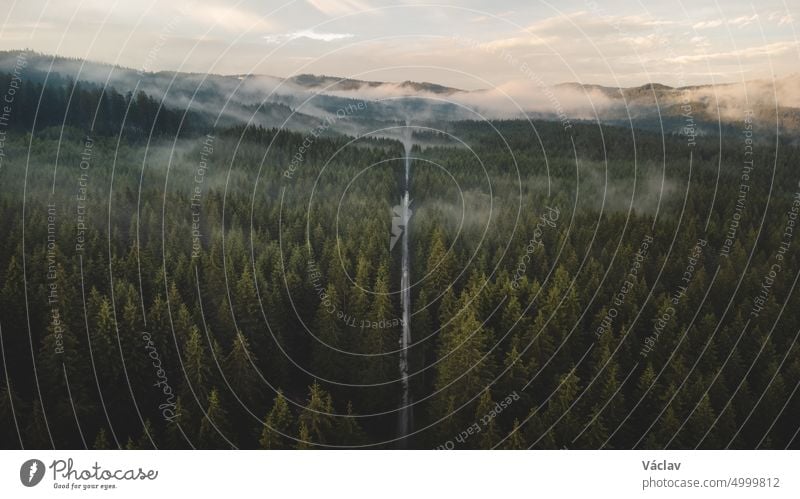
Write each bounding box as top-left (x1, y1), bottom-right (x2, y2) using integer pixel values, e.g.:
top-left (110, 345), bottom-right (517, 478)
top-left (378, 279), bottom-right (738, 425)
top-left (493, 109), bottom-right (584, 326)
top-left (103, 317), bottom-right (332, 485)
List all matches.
top-left (1, 67), bottom-right (799, 451)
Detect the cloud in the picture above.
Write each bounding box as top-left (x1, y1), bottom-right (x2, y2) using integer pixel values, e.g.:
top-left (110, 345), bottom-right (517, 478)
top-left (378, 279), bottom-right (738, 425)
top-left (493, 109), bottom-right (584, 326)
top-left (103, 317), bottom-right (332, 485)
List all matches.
top-left (480, 34), bottom-right (556, 51)
top-left (769, 12), bottom-right (795, 26)
top-left (694, 14), bottom-right (759, 30)
top-left (263, 29), bottom-right (354, 44)
top-left (477, 11), bottom-right (673, 52)
top-left (468, 11), bottom-right (516, 24)
top-left (306, 0), bottom-right (371, 16)
top-left (665, 41), bottom-right (799, 64)
top-left (527, 11), bottom-right (672, 37)
top-left (692, 20), bottom-right (723, 29)
top-left (620, 34), bottom-right (669, 49)
top-left (690, 36), bottom-right (711, 50)
top-left (729, 14), bottom-right (759, 27)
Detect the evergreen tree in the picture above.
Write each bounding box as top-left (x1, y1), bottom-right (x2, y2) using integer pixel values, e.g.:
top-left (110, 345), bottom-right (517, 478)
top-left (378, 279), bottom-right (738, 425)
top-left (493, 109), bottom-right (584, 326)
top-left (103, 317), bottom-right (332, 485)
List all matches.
top-left (198, 389), bottom-right (231, 448)
top-left (259, 391), bottom-right (293, 449)
top-left (298, 382), bottom-right (335, 446)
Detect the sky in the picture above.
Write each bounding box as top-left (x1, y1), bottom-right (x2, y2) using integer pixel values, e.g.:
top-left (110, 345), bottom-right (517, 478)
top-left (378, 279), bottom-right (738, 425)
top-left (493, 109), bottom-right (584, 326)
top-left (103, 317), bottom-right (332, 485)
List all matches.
top-left (0, 0), bottom-right (798, 89)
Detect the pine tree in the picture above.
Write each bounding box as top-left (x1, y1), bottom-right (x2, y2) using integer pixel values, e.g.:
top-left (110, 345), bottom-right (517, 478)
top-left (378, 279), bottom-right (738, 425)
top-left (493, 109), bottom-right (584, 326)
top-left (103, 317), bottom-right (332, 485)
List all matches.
top-left (334, 401), bottom-right (367, 447)
top-left (433, 287), bottom-right (493, 420)
top-left (503, 419), bottom-right (526, 450)
top-left (497, 341), bottom-right (530, 423)
top-left (0, 381), bottom-right (25, 448)
top-left (182, 325), bottom-right (210, 403)
top-left (224, 331), bottom-right (259, 404)
top-left (25, 399), bottom-right (52, 449)
top-left (295, 422), bottom-right (312, 450)
top-left (359, 263), bottom-right (396, 410)
top-left (93, 296), bottom-right (120, 382)
top-left (38, 308), bottom-right (90, 446)
top-left (298, 382), bottom-right (335, 446)
top-left (426, 228), bottom-right (456, 294)
top-left (311, 285), bottom-right (344, 382)
top-left (163, 397), bottom-right (191, 449)
top-left (93, 428), bottom-right (111, 449)
top-left (652, 405), bottom-right (681, 449)
top-left (259, 391), bottom-right (293, 449)
top-left (542, 370), bottom-right (581, 448)
top-left (687, 394), bottom-right (718, 448)
top-left (198, 388), bottom-right (231, 448)
top-left (136, 419), bottom-right (156, 449)
top-left (476, 389), bottom-right (500, 449)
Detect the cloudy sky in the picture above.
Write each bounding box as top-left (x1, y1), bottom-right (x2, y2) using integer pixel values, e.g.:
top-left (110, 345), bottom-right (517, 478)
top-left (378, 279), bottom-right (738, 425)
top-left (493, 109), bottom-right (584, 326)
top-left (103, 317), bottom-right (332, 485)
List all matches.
top-left (1, 0), bottom-right (797, 89)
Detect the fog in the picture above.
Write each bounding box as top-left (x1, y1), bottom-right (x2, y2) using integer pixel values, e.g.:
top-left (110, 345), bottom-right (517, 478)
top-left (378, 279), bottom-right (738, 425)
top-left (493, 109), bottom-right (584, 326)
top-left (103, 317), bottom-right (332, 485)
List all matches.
top-left (1, 50), bottom-right (796, 138)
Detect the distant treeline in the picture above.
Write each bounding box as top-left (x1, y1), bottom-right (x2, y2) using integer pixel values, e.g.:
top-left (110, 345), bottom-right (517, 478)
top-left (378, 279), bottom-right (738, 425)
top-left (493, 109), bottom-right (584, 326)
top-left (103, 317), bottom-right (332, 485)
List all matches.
top-left (0, 71), bottom-right (210, 138)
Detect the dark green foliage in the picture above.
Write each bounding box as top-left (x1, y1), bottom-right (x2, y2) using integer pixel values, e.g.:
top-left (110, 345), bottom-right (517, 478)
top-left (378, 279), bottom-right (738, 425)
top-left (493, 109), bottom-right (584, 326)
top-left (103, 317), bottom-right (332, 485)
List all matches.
top-left (1, 76), bottom-right (799, 450)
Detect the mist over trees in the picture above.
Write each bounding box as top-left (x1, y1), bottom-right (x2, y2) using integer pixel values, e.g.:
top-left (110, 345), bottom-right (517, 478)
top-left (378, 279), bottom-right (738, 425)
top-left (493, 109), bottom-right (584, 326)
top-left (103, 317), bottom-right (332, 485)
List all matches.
top-left (1, 70), bottom-right (798, 450)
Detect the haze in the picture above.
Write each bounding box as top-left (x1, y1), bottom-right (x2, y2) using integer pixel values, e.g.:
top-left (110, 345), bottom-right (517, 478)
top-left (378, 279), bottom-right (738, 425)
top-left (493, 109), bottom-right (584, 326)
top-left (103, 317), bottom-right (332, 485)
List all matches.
top-left (1, 0), bottom-right (797, 90)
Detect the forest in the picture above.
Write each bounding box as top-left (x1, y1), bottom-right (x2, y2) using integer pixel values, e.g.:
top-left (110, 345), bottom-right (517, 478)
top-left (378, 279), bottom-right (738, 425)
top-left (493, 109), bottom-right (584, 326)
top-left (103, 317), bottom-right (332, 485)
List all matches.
top-left (1, 69), bottom-right (799, 450)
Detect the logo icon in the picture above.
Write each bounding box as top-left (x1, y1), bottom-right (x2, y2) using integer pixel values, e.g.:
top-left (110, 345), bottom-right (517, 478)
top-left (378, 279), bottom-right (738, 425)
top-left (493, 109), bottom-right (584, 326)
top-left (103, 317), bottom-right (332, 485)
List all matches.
top-left (20, 459), bottom-right (45, 487)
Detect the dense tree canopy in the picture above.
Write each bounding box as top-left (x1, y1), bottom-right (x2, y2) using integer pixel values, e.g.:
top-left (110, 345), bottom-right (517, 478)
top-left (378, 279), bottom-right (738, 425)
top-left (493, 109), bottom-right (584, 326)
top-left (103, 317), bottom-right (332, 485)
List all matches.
top-left (1, 72), bottom-right (798, 449)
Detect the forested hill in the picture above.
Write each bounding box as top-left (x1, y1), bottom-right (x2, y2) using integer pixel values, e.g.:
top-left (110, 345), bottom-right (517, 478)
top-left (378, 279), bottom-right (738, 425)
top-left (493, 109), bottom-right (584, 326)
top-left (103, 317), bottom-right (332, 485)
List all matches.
top-left (0, 70), bottom-right (210, 138)
top-left (1, 62), bottom-right (799, 449)
top-left (5, 50), bottom-right (797, 142)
